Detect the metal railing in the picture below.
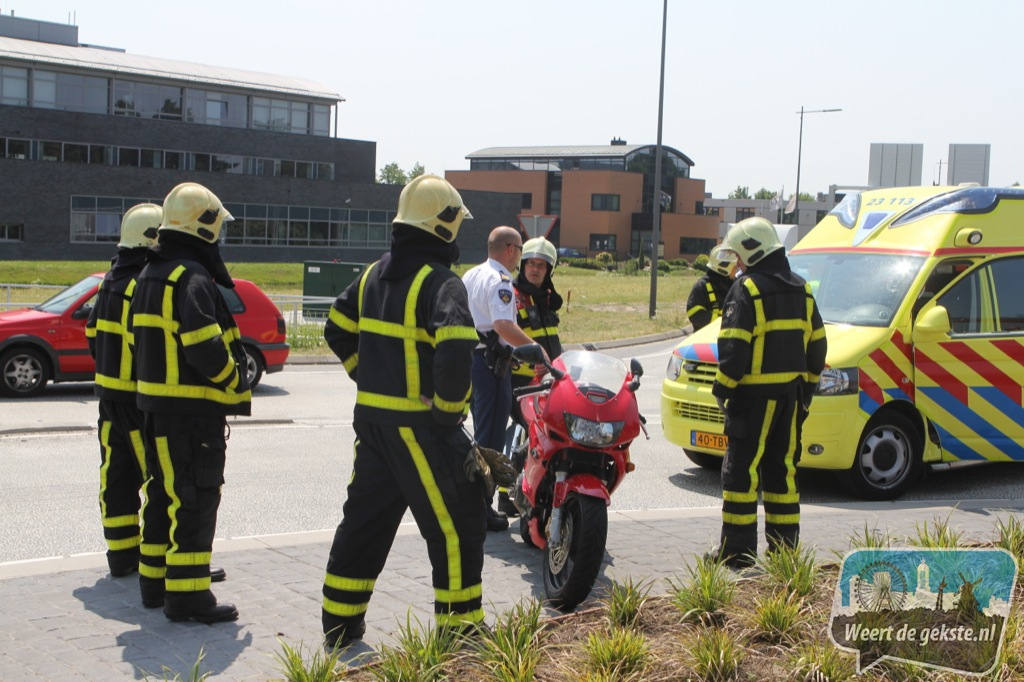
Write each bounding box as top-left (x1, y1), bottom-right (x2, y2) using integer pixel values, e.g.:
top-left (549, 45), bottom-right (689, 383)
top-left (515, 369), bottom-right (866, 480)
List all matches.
top-left (0, 283), bottom-right (65, 310)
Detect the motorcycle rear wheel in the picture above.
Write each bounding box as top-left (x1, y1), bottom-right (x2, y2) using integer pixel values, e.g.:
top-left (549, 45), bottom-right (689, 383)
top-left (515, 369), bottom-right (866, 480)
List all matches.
top-left (543, 492), bottom-right (608, 611)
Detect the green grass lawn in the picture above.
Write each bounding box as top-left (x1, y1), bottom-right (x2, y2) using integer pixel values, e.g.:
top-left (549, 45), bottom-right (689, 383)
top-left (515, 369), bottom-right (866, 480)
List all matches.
top-left (0, 260), bottom-right (699, 346)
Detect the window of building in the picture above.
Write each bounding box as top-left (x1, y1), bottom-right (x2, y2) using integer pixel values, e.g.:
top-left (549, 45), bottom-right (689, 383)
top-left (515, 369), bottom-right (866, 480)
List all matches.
top-left (589, 234), bottom-right (617, 252)
top-left (70, 195), bottom-right (161, 243)
top-left (63, 143), bottom-right (89, 163)
top-left (6, 138), bottom-right (28, 159)
top-left (679, 237), bottom-right (717, 255)
top-left (118, 148), bottom-right (140, 166)
top-left (735, 207), bottom-right (755, 220)
top-left (317, 162), bottom-right (333, 181)
top-left (141, 149), bottom-right (163, 168)
top-left (703, 206), bottom-right (721, 217)
top-left (591, 194), bottom-right (620, 212)
top-left (185, 89), bottom-right (248, 128)
top-left (521, 193), bottom-right (533, 210)
top-left (0, 223), bottom-right (24, 240)
top-left (1, 66), bottom-right (29, 106)
top-left (40, 141), bottom-right (61, 161)
top-left (312, 104), bottom-right (330, 136)
top-left (113, 80), bottom-right (182, 120)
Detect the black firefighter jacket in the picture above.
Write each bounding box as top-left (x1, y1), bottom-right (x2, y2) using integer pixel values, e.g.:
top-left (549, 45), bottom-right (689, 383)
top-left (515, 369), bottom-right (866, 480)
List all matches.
top-left (86, 248), bottom-right (148, 402)
top-left (712, 250), bottom-right (827, 401)
top-left (129, 237), bottom-right (251, 416)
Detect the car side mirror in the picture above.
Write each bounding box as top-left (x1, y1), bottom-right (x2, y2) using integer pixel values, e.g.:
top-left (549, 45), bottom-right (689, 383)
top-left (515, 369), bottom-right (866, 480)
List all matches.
top-left (71, 304), bottom-right (92, 321)
top-left (912, 305), bottom-right (952, 344)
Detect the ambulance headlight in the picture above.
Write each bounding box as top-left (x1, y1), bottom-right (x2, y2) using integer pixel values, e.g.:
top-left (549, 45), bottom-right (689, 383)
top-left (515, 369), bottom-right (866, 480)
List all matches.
top-left (666, 354), bottom-right (683, 380)
top-left (815, 367), bottom-right (858, 396)
top-left (564, 413), bottom-right (624, 447)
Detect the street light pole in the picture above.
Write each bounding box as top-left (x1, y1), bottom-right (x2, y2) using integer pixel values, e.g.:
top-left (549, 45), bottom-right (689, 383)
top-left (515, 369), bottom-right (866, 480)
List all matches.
top-left (794, 106), bottom-right (841, 227)
top-left (648, 0), bottom-right (667, 319)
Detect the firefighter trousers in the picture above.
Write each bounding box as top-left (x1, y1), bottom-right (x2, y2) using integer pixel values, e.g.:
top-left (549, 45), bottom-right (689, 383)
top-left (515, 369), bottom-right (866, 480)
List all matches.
top-left (322, 421), bottom-right (486, 638)
top-left (719, 392), bottom-right (804, 558)
top-left (139, 412), bottom-right (227, 611)
top-left (97, 399), bottom-right (147, 573)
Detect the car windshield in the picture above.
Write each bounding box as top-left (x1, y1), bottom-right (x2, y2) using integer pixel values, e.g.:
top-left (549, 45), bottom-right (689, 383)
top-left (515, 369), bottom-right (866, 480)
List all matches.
top-left (789, 253), bottom-right (925, 327)
top-left (558, 350), bottom-right (627, 393)
top-left (36, 275), bottom-right (102, 314)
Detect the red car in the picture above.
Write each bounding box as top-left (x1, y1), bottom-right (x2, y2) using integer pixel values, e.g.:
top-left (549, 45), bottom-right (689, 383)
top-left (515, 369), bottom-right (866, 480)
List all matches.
top-left (0, 274), bottom-right (289, 398)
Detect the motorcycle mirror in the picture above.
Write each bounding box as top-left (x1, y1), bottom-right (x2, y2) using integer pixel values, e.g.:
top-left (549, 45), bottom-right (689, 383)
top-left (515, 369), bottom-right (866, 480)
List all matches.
top-left (628, 358), bottom-right (643, 392)
top-left (512, 343), bottom-right (564, 380)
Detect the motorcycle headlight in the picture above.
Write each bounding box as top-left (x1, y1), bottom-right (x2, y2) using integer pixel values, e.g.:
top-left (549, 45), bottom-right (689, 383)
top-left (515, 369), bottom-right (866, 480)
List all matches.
top-left (666, 354), bottom-right (683, 381)
top-left (563, 412), bottom-right (624, 447)
top-left (815, 367), bottom-right (859, 396)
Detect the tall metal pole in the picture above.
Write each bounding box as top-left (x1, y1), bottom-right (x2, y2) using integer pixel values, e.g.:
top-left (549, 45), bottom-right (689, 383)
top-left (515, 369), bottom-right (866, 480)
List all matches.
top-left (793, 106), bottom-right (841, 228)
top-left (648, 0), bottom-right (668, 319)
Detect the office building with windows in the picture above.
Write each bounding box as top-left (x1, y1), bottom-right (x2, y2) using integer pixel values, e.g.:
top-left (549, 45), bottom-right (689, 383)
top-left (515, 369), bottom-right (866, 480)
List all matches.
top-left (446, 140), bottom-right (720, 260)
top-left (0, 14), bottom-right (517, 262)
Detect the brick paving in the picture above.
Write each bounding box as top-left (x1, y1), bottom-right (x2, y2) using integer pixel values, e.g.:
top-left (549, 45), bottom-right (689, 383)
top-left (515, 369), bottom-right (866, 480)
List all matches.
top-left (1, 499), bottom-right (1021, 680)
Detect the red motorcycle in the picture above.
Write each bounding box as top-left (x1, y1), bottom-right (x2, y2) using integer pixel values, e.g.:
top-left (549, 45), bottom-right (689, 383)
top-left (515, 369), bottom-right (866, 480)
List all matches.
top-left (507, 344), bottom-right (647, 611)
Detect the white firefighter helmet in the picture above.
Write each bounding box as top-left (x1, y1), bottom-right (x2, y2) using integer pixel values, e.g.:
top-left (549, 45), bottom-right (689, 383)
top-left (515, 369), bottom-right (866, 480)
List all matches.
top-left (393, 174), bottom-right (472, 243)
top-left (721, 216), bottom-right (783, 266)
top-left (118, 203), bottom-right (162, 249)
top-left (522, 236), bottom-right (557, 268)
top-left (158, 182), bottom-right (233, 244)
top-left (707, 245), bottom-right (737, 277)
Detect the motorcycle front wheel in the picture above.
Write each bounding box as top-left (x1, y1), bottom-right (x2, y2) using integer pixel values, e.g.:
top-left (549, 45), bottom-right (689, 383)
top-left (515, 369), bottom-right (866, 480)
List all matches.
top-left (543, 492), bottom-right (608, 611)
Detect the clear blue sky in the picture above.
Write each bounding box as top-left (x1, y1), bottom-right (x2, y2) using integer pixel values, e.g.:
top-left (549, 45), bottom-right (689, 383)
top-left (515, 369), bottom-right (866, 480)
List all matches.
top-left (14, 0), bottom-right (1023, 197)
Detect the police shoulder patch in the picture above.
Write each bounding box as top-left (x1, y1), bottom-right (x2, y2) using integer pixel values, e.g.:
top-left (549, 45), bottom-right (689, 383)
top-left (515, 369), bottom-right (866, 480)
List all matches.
top-left (498, 288), bottom-right (513, 304)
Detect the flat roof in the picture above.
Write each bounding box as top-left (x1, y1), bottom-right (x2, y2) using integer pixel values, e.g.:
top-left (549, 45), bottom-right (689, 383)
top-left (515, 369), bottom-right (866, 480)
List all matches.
top-left (468, 144), bottom-right (695, 166)
top-left (0, 35), bottom-right (341, 102)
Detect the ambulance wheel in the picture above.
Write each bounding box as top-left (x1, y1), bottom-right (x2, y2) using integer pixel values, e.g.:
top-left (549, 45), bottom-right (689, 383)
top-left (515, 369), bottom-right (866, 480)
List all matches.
top-left (841, 412), bottom-right (922, 500)
top-left (683, 449), bottom-right (723, 471)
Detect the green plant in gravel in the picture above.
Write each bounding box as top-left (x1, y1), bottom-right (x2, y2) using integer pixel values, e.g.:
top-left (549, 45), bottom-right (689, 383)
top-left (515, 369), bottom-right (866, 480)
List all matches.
top-left (144, 647), bottom-right (211, 681)
top-left (788, 640), bottom-right (855, 682)
top-left (582, 627), bottom-right (650, 680)
top-left (470, 599), bottom-right (546, 682)
top-left (909, 513), bottom-right (965, 548)
top-left (669, 554), bottom-right (736, 624)
top-left (687, 626), bottom-right (744, 681)
top-left (604, 577), bottom-right (654, 631)
top-left (758, 542), bottom-right (819, 598)
top-left (369, 614), bottom-right (462, 682)
top-left (274, 639), bottom-right (349, 682)
top-left (845, 522), bottom-right (894, 552)
top-left (996, 515), bottom-right (1024, 565)
top-left (750, 590), bottom-right (807, 644)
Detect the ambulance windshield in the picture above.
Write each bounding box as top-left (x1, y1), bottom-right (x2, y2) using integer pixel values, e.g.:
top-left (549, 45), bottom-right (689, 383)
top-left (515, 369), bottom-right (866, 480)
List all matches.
top-left (789, 253), bottom-right (925, 327)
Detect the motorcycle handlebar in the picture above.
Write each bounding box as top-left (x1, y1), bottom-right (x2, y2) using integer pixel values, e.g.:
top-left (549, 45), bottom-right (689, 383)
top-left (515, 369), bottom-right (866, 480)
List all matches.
top-left (513, 382), bottom-right (551, 398)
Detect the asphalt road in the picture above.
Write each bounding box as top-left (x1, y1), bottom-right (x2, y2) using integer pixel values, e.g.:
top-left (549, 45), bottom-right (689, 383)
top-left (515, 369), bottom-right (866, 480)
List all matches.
top-left (2, 337), bottom-right (1022, 564)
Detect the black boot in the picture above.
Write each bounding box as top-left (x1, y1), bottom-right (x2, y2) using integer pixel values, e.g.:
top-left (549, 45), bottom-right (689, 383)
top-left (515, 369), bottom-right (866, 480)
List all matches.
top-left (107, 549), bottom-right (140, 577)
top-left (324, 619), bottom-right (366, 651)
top-left (140, 576), bottom-right (164, 609)
top-left (497, 491), bottom-right (519, 517)
top-left (165, 590), bottom-right (238, 624)
top-left (703, 545), bottom-right (756, 569)
top-left (211, 566), bottom-right (226, 582)
top-left (486, 505), bottom-right (509, 532)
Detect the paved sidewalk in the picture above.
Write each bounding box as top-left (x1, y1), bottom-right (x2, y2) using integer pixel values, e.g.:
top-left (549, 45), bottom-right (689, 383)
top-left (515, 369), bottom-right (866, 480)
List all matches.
top-left (0, 499), bottom-right (1020, 681)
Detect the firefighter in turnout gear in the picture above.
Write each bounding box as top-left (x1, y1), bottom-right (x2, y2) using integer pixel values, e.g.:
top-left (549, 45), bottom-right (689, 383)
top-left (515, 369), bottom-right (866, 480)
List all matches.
top-left (130, 182), bottom-right (249, 623)
top-left (85, 204), bottom-right (160, 577)
top-left (710, 217), bottom-right (826, 568)
top-left (686, 245), bottom-right (737, 332)
top-left (321, 175), bottom-right (484, 650)
top-left (502, 236), bottom-right (563, 515)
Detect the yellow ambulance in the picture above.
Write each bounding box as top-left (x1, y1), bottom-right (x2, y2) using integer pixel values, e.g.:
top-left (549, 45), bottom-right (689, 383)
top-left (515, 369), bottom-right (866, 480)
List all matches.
top-left (661, 185), bottom-right (1024, 499)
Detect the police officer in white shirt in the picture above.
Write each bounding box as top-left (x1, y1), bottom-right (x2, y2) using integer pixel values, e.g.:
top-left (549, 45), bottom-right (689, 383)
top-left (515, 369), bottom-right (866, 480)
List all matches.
top-left (462, 226), bottom-right (546, 531)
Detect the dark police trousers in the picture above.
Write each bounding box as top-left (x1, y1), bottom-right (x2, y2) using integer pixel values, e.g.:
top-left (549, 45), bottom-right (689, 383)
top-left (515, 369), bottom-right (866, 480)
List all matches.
top-left (97, 399), bottom-right (147, 571)
top-left (138, 412), bottom-right (227, 610)
top-left (323, 422), bottom-right (486, 636)
top-left (470, 351), bottom-right (512, 452)
top-left (720, 391), bottom-right (804, 557)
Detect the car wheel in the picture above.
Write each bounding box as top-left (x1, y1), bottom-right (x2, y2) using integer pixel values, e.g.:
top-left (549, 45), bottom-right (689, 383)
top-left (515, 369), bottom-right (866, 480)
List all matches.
top-left (243, 345), bottom-right (264, 389)
top-left (0, 347), bottom-right (50, 398)
top-left (683, 448), bottom-right (723, 470)
top-left (839, 412), bottom-right (923, 500)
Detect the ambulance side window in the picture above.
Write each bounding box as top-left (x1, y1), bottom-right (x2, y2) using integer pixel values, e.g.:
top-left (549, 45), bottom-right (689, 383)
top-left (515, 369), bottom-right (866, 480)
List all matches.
top-left (989, 257), bottom-right (1024, 332)
top-left (938, 273), bottom-right (981, 334)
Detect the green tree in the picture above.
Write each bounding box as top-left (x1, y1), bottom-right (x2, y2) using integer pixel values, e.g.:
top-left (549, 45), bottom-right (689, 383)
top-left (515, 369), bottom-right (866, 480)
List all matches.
top-left (728, 185), bottom-right (751, 200)
top-left (377, 162), bottom-right (408, 185)
top-left (754, 187), bottom-right (775, 200)
top-left (409, 162), bottom-right (426, 180)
